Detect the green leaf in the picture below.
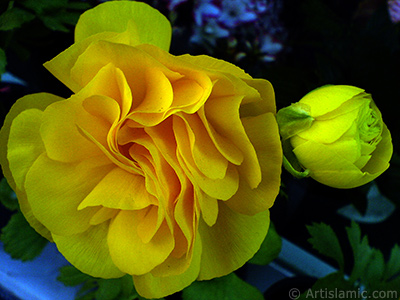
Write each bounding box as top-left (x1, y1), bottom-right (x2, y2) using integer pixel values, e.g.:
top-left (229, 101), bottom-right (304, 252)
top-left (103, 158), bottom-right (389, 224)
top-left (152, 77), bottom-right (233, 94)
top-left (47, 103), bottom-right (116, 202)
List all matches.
top-left (76, 281), bottom-right (97, 300)
top-left (58, 266), bottom-right (139, 300)
top-left (182, 273), bottom-right (263, 300)
top-left (58, 265), bottom-right (94, 287)
top-left (119, 275), bottom-right (139, 300)
top-left (0, 211), bottom-right (48, 261)
top-left (96, 278), bottom-right (123, 300)
top-left (0, 48), bottom-right (6, 77)
top-left (276, 102), bottom-right (314, 140)
top-left (96, 276), bottom-right (139, 300)
top-left (0, 178), bottom-right (18, 211)
top-left (67, 2), bottom-right (92, 11)
top-left (384, 244), bottom-right (400, 281)
top-left (363, 250), bottom-right (385, 288)
top-left (346, 221), bottom-right (375, 284)
top-left (0, 7), bottom-right (35, 31)
top-left (248, 222), bottom-right (282, 265)
top-left (38, 14), bottom-right (69, 32)
top-left (76, 291), bottom-right (97, 300)
top-left (306, 222), bottom-right (345, 271)
top-left (298, 272), bottom-right (361, 300)
top-left (376, 276), bottom-right (400, 296)
top-left (21, 0), bottom-right (68, 14)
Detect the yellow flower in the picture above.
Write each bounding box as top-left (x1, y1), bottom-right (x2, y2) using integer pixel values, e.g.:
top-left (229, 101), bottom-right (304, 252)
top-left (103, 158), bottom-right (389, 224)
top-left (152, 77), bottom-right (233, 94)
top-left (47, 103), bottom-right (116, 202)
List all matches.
top-left (0, 1), bottom-right (282, 298)
top-left (277, 85), bottom-right (393, 189)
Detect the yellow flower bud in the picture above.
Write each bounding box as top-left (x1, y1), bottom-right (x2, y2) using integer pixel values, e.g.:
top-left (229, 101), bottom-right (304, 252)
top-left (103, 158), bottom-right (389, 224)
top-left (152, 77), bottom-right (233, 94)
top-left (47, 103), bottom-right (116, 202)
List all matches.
top-left (277, 85), bottom-right (393, 188)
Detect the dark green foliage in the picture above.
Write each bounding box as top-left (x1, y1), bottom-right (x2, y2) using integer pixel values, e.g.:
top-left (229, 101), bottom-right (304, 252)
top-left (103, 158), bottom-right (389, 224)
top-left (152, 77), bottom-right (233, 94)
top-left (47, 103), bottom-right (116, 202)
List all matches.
top-left (182, 273), bottom-right (263, 300)
top-left (0, 211), bottom-right (48, 261)
top-left (303, 222), bottom-right (400, 299)
top-left (248, 222), bottom-right (282, 266)
top-left (58, 265), bottom-right (148, 300)
top-left (0, 178), bottom-right (18, 211)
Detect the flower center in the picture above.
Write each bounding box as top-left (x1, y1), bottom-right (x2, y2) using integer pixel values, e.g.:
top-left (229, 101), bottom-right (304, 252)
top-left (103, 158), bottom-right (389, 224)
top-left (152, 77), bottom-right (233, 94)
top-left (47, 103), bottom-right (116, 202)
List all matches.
top-left (358, 104), bottom-right (383, 146)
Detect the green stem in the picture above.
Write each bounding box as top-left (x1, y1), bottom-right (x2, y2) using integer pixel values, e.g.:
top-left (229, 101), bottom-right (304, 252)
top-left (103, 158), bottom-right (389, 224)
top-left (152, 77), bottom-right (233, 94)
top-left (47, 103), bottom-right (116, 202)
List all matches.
top-left (283, 155), bottom-right (310, 179)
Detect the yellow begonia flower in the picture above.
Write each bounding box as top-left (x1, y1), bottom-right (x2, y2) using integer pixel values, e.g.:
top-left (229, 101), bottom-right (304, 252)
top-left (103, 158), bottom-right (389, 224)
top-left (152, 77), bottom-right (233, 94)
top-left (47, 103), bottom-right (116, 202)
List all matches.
top-left (0, 1), bottom-right (282, 298)
top-left (277, 85), bottom-right (393, 189)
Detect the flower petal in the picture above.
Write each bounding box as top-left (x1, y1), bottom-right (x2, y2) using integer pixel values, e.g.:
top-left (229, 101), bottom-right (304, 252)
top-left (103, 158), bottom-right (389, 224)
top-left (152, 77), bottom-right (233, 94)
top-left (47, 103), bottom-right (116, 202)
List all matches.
top-left (79, 63), bottom-right (132, 120)
top-left (44, 1), bottom-right (172, 93)
top-left (362, 124), bottom-right (392, 174)
top-left (69, 41), bottom-right (179, 106)
top-left (316, 95), bottom-right (367, 121)
top-left (8, 109), bottom-right (46, 191)
top-left (1, 93), bottom-right (64, 240)
top-left (197, 189), bottom-right (218, 227)
top-left (132, 236), bottom-right (202, 299)
top-left (128, 67), bottom-right (175, 126)
top-left (178, 54), bottom-right (252, 80)
top-left (225, 113), bottom-right (282, 215)
top-left (52, 221), bottom-right (125, 278)
top-left (198, 203), bottom-right (270, 280)
top-left (25, 153), bottom-right (113, 235)
top-left (0, 93), bottom-right (63, 191)
top-left (292, 136), bottom-right (390, 188)
top-left (174, 182), bottom-right (196, 251)
top-left (241, 78), bottom-right (276, 114)
top-left (40, 96), bottom-right (109, 163)
top-left (44, 32), bottom-right (124, 93)
top-left (108, 210), bottom-right (174, 275)
top-left (78, 167), bottom-right (157, 210)
top-left (299, 85), bottom-right (364, 117)
top-left (173, 115), bottom-right (239, 200)
top-left (202, 95), bottom-right (261, 188)
top-left (297, 108), bottom-right (359, 143)
top-left (75, 1), bottom-right (171, 50)
top-left (180, 113), bottom-right (228, 180)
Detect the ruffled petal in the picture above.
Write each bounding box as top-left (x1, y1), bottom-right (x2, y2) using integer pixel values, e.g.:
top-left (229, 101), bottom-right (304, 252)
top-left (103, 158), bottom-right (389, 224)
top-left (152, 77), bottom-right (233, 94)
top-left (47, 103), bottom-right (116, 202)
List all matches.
top-left (52, 221), bottom-right (125, 278)
top-left (240, 78), bottom-right (276, 115)
top-left (178, 53), bottom-right (252, 80)
top-left (78, 167), bottom-right (157, 210)
top-left (225, 113), bottom-right (282, 215)
top-left (69, 41), bottom-right (180, 109)
top-left (44, 32), bottom-right (125, 93)
top-left (173, 115), bottom-right (239, 200)
top-left (197, 190), bottom-right (218, 227)
top-left (75, 1), bottom-right (171, 50)
top-left (198, 203), bottom-right (270, 280)
top-left (179, 113), bottom-right (228, 180)
top-left (0, 93), bottom-right (64, 240)
top-left (78, 63), bottom-right (132, 119)
top-left (108, 210), bottom-right (174, 275)
top-left (362, 124), bottom-right (392, 174)
top-left (25, 153), bottom-right (113, 235)
top-left (40, 96), bottom-right (109, 163)
top-left (44, 1), bottom-right (172, 92)
top-left (132, 236), bottom-right (202, 299)
top-left (201, 95), bottom-right (261, 188)
top-left (8, 109), bottom-right (46, 191)
top-left (174, 182), bottom-right (196, 251)
top-left (0, 93), bottom-right (63, 191)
